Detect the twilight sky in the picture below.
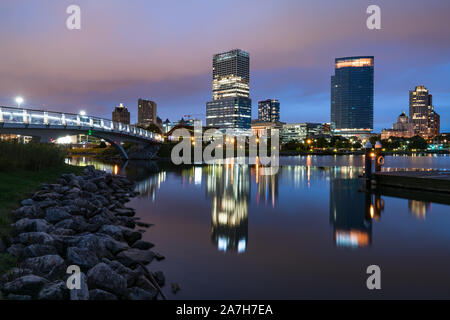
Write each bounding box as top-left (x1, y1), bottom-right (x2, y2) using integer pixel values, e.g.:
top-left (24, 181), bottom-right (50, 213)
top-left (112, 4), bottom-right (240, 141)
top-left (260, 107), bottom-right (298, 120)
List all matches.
top-left (0, 0), bottom-right (449, 132)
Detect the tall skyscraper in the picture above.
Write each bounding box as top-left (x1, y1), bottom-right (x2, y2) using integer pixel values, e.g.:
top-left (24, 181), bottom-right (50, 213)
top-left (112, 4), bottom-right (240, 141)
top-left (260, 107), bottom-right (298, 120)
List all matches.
top-left (112, 103), bottom-right (130, 124)
top-left (409, 85), bottom-right (440, 138)
top-left (331, 56), bottom-right (374, 136)
top-left (206, 49), bottom-right (252, 131)
top-left (138, 99), bottom-right (157, 128)
top-left (258, 99), bottom-right (280, 122)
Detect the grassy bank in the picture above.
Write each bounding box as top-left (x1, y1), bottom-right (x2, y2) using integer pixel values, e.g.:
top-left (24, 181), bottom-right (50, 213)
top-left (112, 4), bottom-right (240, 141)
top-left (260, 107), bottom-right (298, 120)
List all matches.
top-left (0, 165), bottom-right (84, 237)
top-left (0, 141), bottom-right (84, 273)
top-left (0, 165), bottom-right (83, 273)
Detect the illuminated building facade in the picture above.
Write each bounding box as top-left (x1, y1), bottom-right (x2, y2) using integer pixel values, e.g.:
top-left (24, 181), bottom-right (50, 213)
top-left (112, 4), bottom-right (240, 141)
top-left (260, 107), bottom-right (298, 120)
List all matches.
top-left (251, 120), bottom-right (283, 138)
top-left (281, 123), bottom-right (322, 142)
top-left (409, 85), bottom-right (440, 138)
top-left (138, 99), bottom-right (157, 128)
top-left (331, 56), bottom-right (374, 136)
top-left (258, 99), bottom-right (280, 123)
top-left (112, 103), bottom-right (130, 124)
top-left (381, 111), bottom-right (415, 140)
top-left (206, 49), bottom-right (252, 131)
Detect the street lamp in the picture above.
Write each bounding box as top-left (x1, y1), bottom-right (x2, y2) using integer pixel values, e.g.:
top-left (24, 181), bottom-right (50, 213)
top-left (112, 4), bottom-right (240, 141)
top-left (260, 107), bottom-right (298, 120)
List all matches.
top-left (79, 110), bottom-right (86, 116)
top-left (15, 96), bottom-right (24, 108)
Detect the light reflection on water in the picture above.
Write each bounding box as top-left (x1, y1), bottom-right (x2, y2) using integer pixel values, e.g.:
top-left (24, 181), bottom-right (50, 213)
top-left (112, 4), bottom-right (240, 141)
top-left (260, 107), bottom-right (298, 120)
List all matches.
top-left (68, 155), bottom-right (450, 299)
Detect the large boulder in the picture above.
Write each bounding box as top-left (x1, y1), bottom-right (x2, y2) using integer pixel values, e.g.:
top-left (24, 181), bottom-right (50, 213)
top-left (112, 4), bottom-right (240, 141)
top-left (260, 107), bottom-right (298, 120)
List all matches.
top-left (3, 275), bottom-right (49, 296)
top-left (128, 287), bottom-right (157, 300)
top-left (22, 244), bottom-right (58, 258)
top-left (96, 234), bottom-right (129, 255)
top-left (0, 267), bottom-right (32, 284)
top-left (132, 240), bottom-right (154, 250)
top-left (116, 248), bottom-right (155, 267)
top-left (66, 247), bottom-right (99, 271)
top-left (13, 205), bottom-right (44, 219)
top-left (18, 232), bottom-right (55, 246)
top-left (120, 227), bottom-right (142, 246)
top-left (87, 263), bottom-right (127, 298)
top-left (68, 234), bottom-right (111, 259)
top-left (38, 281), bottom-right (69, 300)
top-left (23, 255), bottom-right (66, 281)
top-left (69, 272), bottom-right (89, 300)
top-left (7, 244), bottom-right (25, 259)
top-left (12, 218), bottom-right (51, 233)
top-left (54, 216), bottom-right (89, 233)
top-left (84, 182), bottom-right (98, 193)
top-left (153, 271), bottom-right (165, 287)
top-left (102, 259), bottom-right (138, 287)
top-left (89, 289), bottom-right (118, 300)
top-left (114, 208), bottom-right (135, 217)
top-left (98, 225), bottom-right (124, 242)
top-left (45, 208), bottom-right (72, 224)
top-left (20, 199), bottom-right (34, 206)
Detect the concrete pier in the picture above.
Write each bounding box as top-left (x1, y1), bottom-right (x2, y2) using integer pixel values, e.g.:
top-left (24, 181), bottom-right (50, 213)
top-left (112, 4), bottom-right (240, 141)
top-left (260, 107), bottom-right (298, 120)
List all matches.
top-left (373, 171), bottom-right (450, 194)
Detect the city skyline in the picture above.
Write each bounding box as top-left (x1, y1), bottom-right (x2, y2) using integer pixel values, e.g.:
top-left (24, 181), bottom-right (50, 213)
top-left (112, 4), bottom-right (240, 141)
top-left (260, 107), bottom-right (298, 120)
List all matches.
top-left (0, 0), bottom-right (449, 131)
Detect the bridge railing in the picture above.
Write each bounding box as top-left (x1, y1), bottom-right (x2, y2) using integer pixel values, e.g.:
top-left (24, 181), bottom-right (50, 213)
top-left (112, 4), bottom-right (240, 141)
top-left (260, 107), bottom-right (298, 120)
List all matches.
top-left (0, 106), bottom-right (162, 142)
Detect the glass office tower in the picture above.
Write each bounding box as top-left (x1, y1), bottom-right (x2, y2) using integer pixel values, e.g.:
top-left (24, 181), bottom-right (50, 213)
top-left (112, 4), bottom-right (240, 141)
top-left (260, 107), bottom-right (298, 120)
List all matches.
top-left (206, 49), bottom-right (252, 131)
top-left (409, 85), bottom-right (440, 138)
top-left (258, 99), bottom-right (280, 123)
top-left (331, 56), bottom-right (374, 136)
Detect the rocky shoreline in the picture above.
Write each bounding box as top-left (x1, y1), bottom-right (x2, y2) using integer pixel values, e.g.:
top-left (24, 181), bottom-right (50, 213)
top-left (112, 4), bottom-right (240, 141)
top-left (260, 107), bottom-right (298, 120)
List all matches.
top-left (0, 166), bottom-right (165, 300)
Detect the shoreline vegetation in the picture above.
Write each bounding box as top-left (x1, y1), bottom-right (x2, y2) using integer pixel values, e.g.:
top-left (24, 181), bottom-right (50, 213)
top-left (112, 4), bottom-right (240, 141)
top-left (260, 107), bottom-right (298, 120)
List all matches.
top-left (0, 141), bottom-right (166, 300)
top-left (0, 166), bottom-right (165, 300)
top-left (0, 142), bottom-right (84, 275)
top-left (67, 133), bottom-right (450, 161)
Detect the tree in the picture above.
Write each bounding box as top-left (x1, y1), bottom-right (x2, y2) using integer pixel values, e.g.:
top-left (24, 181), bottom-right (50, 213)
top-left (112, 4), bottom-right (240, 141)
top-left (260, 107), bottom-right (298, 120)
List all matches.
top-left (407, 136), bottom-right (428, 150)
top-left (316, 137), bottom-right (330, 149)
top-left (282, 141), bottom-right (301, 151)
top-left (145, 123), bottom-right (162, 134)
top-left (369, 135), bottom-right (381, 147)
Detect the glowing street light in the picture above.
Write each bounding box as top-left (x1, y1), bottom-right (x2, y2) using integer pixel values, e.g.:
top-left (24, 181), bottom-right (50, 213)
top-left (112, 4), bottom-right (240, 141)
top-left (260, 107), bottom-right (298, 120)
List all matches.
top-left (79, 110), bottom-right (86, 116)
top-left (15, 96), bottom-right (24, 108)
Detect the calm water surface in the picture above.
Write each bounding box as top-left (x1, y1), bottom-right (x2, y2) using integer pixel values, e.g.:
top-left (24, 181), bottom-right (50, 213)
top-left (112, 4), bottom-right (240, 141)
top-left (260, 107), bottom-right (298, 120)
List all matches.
top-left (68, 155), bottom-right (450, 299)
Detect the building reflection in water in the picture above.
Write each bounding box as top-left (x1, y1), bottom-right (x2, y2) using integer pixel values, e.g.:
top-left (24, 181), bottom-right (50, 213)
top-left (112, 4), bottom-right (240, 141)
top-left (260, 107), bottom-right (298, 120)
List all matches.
top-left (329, 167), bottom-right (383, 248)
top-left (134, 171), bottom-right (166, 202)
top-left (65, 157), bottom-right (117, 173)
top-left (253, 166), bottom-right (279, 208)
top-left (206, 164), bottom-right (250, 254)
top-left (408, 200), bottom-right (431, 220)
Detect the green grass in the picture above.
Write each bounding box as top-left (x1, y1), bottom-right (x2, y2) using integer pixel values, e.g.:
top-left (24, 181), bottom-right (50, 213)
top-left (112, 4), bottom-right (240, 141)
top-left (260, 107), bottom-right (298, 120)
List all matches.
top-left (0, 165), bottom-right (84, 239)
top-left (0, 141), bottom-right (81, 275)
top-left (0, 253), bottom-right (17, 274)
top-left (0, 141), bottom-right (67, 171)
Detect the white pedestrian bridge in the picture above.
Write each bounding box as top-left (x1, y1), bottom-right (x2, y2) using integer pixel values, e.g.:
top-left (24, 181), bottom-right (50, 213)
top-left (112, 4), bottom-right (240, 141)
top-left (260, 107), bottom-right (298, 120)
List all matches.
top-left (0, 106), bottom-right (162, 159)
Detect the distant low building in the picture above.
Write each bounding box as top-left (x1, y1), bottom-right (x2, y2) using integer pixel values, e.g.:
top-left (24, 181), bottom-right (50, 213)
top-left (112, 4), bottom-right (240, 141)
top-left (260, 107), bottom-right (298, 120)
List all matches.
top-left (281, 123), bottom-right (323, 142)
top-left (161, 118), bottom-right (173, 134)
top-left (251, 120), bottom-right (284, 138)
top-left (381, 111), bottom-right (415, 140)
top-left (112, 103), bottom-right (130, 124)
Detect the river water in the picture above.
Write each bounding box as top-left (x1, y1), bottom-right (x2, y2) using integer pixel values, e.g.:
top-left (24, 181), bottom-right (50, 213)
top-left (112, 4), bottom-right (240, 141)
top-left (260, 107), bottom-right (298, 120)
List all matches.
top-left (66, 155), bottom-right (450, 299)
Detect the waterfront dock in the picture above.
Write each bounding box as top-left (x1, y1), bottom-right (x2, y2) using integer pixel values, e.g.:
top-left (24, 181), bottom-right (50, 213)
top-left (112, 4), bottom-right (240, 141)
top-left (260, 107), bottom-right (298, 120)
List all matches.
top-left (373, 171), bottom-right (450, 194)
